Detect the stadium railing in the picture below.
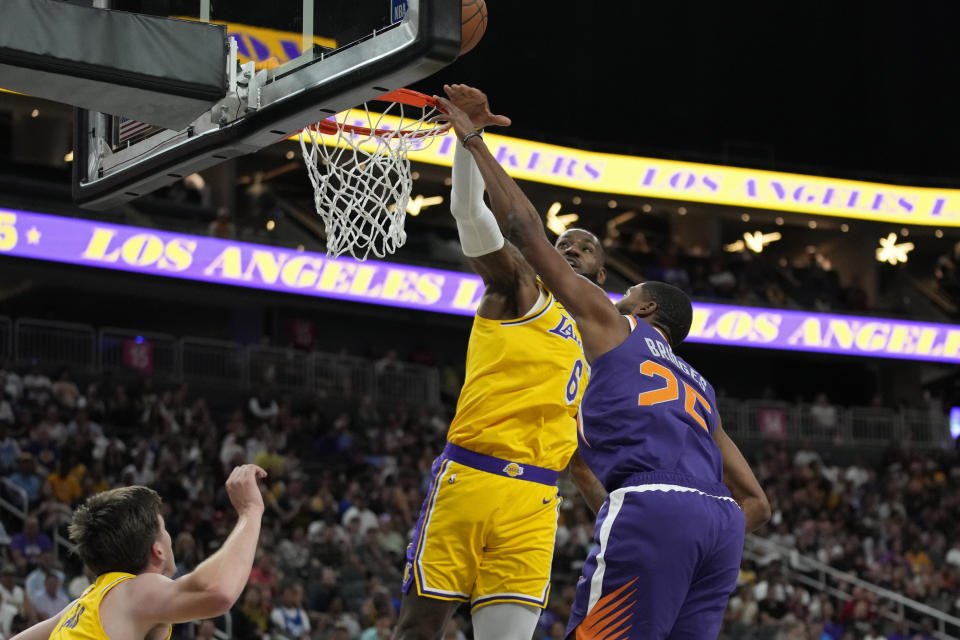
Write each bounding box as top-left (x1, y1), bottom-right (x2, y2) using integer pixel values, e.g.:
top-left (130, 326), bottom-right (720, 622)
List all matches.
top-left (717, 399), bottom-right (950, 449)
top-left (744, 535), bottom-right (960, 639)
top-left (180, 336), bottom-right (249, 388)
top-left (0, 478), bottom-right (28, 518)
top-left (0, 316), bottom-right (11, 362)
top-left (14, 318), bottom-right (97, 374)
top-left (311, 352), bottom-right (375, 400)
top-left (1, 316), bottom-right (441, 408)
top-left (0, 315), bottom-right (948, 441)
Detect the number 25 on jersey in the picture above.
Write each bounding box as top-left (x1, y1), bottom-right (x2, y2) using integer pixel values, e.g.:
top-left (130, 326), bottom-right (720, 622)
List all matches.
top-left (636, 360), bottom-right (712, 430)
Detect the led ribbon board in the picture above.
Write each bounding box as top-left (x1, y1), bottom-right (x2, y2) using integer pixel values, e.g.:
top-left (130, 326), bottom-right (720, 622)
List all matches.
top-left (304, 113), bottom-right (960, 227)
top-left (1, 207), bottom-right (958, 363)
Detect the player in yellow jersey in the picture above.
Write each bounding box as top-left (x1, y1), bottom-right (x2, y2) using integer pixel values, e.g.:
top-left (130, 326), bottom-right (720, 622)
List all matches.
top-left (11, 465), bottom-right (266, 640)
top-left (393, 89), bottom-right (607, 640)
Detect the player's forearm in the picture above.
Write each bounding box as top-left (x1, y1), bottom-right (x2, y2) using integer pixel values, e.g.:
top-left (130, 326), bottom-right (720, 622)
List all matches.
top-left (450, 141), bottom-right (504, 258)
top-left (569, 451), bottom-right (607, 515)
top-left (11, 610), bottom-right (64, 640)
top-left (715, 422), bottom-right (770, 533)
top-left (464, 138), bottom-right (544, 250)
top-left (738, 496), bottom-right (771, 533)
top-left (180, 510), bottom-right (262, 607)
top-left (451, 140), bottom-right (486, 215)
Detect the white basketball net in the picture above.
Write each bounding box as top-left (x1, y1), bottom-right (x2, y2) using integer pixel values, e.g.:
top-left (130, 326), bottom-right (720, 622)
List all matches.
top-left (299, 96), bottom-right (449, 260)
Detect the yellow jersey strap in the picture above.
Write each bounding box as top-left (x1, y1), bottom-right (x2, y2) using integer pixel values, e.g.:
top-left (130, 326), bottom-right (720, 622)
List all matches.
top-left (98, 573), bottom-right (135, 597)
top-left (500, 288), bottom-right (553, 326)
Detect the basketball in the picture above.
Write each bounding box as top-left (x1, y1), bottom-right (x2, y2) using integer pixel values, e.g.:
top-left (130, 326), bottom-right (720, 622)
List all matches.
top-left (460, 0), bottom-right (488, 54)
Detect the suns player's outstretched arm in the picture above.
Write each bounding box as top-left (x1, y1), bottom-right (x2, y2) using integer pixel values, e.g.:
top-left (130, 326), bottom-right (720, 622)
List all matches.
top-left (441, 85), bottom-right (541, 320)
top-left (436, 87), bottom-right (625, 361)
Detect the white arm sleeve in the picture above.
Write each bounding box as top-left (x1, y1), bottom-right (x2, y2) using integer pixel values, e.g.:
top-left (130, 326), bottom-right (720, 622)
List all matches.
top-left (450, 137), bottom-right (505, 257)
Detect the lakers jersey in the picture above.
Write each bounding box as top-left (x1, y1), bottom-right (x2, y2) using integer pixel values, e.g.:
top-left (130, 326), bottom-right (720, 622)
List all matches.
top-left (447, 285), bottom-right (587, 471)
top-left (51, 572), bottom-right (171, 640)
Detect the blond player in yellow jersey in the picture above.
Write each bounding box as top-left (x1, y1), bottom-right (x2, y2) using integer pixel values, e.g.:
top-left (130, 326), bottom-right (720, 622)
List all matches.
top-left (393, 87), bottom-right (608, 640)
top-left (11, 465), bottom-right (266, 640)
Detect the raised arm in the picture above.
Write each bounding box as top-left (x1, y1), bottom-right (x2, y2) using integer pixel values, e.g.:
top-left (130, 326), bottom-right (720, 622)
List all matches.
top-left (448, 113), bottom-right (539, 320)
top-left (714, 419), bottom-right (770, 532)
top-left (125, 465), bottom-right (267, 624)
top-left (436, 86), bottom-right (627, 360)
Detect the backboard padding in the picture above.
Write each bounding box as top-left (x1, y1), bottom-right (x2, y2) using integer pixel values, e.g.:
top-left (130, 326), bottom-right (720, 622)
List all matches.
top-left (73, 0), bottom-right (460, 210)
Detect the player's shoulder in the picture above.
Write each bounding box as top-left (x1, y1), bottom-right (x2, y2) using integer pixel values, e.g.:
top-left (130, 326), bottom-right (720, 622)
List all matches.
top-left (112, 572), bottom-right (173, 603)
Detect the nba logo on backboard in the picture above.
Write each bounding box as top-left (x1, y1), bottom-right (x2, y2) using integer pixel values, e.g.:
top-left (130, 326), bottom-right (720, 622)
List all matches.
top-left (950, 407), bottom-right (960, 439)
top-left (392, 0), bottom-right (409, 23)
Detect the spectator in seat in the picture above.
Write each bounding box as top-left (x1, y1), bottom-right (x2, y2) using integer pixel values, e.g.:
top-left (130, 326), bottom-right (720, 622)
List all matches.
top-left (46, 456), bottom-right (82, 506)
top-left (810, 393), bottom-right (839, 436)
top-left (51, 369), bottom-right (80, 410)
top-left (208, 207), bottom-right (238, 240)
top-left (67, 565), bottom-right (94, 600)
top-left (35, 481), bottom-right (73, 532)
top-left (324, 596), bottom-right (361, 638)
top-left (945, 540), bottom-right (960, 569)
top-left (9, 517), bottom-right (51, 570)
top-left (8, 454), bottom-right (43, 509)
top-left (248, 388), bottom-right (279, 422)
top-left (328, 622), bottom-right (352, 640)
top-left (27, 571), bottom-right (69, 620)
top-left (341, 495), bottom-right (378, 536)
top-left (0, 565), bottom-right (28, 619)
top-left (707, 259), bottom-right (737, 297)
top-left (270, 581), bottom-right (311, 640)
top-left (22, 366), bottom-right (51, 406)
top-left (233, 585), bottom-right (270, 640)
top-left (0, 589), bottom-right (17, 639)
top-left (886, 618), bottom-right (912, 640)
top-left (194, 619), bottom-right (217, 640)
top-left (24, 553), bottom-right (65, 600)
top-left (0, 423), bottom-right (20, 474)
top-left (249, 551), bottom-right (281, 593)
top-left (24, 419), bottom-right (59, 472)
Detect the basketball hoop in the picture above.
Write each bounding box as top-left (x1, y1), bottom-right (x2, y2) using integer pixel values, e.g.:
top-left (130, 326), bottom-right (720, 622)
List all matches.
top-left (299, 89), bottom-right (450, 260)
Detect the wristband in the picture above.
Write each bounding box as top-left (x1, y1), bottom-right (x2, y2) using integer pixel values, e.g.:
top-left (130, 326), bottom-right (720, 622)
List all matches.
top-left (461, 131), bottom-right (483, 148)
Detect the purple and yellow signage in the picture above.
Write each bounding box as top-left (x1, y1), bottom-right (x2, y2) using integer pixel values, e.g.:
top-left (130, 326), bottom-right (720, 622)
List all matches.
top-left (687, 304), bottom-right (960, 363)
top-left (1, 207), bottom-right (958, 363)
top-left (304, 113), bottom-right (960, 228)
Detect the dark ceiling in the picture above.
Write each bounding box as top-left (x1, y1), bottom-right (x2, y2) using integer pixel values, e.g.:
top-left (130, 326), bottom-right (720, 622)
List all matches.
top-left (412, 2), bottom-right (960, 184)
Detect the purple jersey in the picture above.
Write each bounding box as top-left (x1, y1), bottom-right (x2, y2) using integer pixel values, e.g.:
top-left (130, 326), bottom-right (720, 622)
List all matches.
top-left (578, 315), bottom-right (723, 492)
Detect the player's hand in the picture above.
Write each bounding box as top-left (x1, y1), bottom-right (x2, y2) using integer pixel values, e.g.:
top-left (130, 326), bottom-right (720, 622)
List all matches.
top-left (442, 84), bottom-right (511, 129)
top-left (432, 96), bottom-right (477, 142)
top-left (225, 464), bottom-right (267, 517)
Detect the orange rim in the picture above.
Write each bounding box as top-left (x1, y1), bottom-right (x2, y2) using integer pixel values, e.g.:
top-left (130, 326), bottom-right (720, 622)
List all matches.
top-left (308, 88), bottom-right (450, 138)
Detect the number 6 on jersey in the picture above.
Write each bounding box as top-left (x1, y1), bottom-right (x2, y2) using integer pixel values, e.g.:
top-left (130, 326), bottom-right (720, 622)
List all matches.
top-left (566, 358), bottom-right (585, 404)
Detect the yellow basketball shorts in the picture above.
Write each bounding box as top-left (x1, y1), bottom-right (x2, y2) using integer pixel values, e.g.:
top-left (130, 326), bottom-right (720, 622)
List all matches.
top-left (401, 442), bottom-right (562, 611)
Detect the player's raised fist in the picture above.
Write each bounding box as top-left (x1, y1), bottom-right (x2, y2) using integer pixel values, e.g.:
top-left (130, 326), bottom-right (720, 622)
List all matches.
top-left (443, 84), bottom-right (511, 129)
top-left (225, 464), bottom-right (267, 516)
